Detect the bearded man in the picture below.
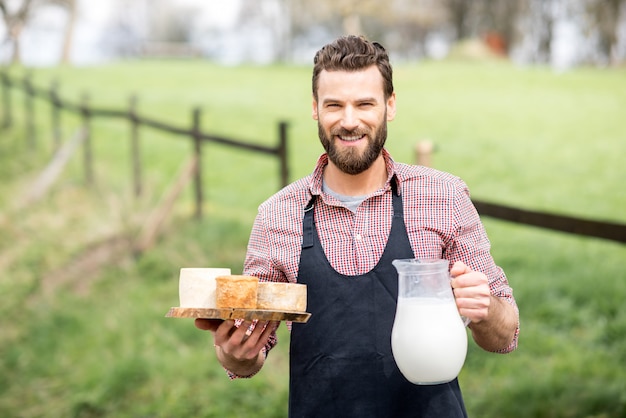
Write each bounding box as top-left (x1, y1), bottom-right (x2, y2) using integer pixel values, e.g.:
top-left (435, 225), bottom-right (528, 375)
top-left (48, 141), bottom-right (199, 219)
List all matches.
top-left (196, 35), bottom-right (519, 418)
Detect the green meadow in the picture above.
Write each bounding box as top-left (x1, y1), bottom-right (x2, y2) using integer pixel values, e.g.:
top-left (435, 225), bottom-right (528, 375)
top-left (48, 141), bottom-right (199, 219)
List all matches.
top-left (0, 58), bottom-right (625, 417)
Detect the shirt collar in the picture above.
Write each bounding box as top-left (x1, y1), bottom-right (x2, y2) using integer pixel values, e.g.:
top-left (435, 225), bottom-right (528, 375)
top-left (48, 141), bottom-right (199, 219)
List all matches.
top-left (309, 149), bottom-right (401, 197)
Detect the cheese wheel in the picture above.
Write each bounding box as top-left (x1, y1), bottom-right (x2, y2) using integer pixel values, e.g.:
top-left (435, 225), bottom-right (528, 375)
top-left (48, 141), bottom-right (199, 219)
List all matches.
top-left (256, 282), bottom-right (307, 312)
top-left (215, 275), bottom-right (259, 309)
top-left (178, 268), bottom-right (231, 308)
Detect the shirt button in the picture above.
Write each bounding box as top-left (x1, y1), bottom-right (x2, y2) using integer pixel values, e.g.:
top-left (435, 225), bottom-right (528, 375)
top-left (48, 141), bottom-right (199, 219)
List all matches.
top-left (355, 234), bottom-right (362, 241)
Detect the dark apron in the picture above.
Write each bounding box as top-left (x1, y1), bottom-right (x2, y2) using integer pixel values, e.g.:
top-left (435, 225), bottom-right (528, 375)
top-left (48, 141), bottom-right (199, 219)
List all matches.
top-left (289, 184), bottom-right (468, 418)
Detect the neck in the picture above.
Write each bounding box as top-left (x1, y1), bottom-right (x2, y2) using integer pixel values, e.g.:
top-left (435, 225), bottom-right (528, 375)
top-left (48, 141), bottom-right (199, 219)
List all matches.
top-left (323, 155), bottom-right (387, 197)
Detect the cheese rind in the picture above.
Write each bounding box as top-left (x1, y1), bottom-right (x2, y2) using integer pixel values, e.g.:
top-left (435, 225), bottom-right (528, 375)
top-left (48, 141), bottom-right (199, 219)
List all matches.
top-left (257, 282), bottom-right (307, 312)
top-left (215, 275), bottom-right (259, 309)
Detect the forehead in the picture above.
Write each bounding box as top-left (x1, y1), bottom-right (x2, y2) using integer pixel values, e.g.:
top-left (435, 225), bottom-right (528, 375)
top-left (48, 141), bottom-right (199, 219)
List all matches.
top-left (316, 66), bottom-right (385, 100)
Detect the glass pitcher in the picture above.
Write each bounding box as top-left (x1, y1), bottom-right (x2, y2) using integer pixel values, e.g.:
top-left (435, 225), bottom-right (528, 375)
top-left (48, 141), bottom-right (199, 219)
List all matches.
top-left (391, 258), bottom-right (468, 385)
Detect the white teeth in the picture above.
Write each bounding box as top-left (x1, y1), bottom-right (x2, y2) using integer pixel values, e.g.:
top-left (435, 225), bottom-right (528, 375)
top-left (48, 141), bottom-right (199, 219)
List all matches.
top-left (339, 135), bottom-right (362, 141)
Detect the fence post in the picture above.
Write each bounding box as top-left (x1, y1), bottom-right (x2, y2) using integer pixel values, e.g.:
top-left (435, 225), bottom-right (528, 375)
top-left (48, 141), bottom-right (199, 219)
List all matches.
top-left (278, 120), bottom-right (289, 188)
top-left (81, 92), bottom-right (93, 185)
top-left (192, 107), bottom-right (203, 219)
top-left (50, 80), bottom-right (62, 150)
top-left (23, 73), bottom-right (36, 147)
top-left (1, 72), bottom-right (12, 129)
top-left (415, 140), bottom-right (434, 167)
top-left (129, 94), bottom-right (142, 197)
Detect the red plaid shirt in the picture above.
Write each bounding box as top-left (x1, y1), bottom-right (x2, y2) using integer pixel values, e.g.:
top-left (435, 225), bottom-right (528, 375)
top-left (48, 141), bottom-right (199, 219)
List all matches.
top-left (238, 150), bottom-right (519, 377)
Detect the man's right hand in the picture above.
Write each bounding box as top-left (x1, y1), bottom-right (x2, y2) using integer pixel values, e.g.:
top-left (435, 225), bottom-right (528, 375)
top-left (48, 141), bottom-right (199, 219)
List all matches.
top-left (195, 318), bottom-right (278, 377)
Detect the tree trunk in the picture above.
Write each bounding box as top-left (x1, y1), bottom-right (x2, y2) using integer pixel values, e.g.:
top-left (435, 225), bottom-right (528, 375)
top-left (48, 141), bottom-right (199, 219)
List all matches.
top-left (60, 0), bottom-right (77, 65)
top-left (343, 13), bottom-right (362, 35)
top-left (10, 28), bottom-right (23, 66)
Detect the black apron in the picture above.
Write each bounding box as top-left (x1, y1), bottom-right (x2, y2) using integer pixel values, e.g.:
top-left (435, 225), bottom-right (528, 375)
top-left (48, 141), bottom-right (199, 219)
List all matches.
top-left (289, 184), bottom-right (468, 418)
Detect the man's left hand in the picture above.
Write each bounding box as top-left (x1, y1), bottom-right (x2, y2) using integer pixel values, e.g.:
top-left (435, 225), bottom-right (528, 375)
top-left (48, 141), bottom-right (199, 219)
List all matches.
top-left (450, 260), bottom-right (491, 324)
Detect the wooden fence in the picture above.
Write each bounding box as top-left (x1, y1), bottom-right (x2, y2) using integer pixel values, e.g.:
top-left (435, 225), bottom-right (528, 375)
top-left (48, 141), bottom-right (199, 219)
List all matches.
top-left (471, 200), bottom-right (626, 244)
top-left (0, 71), bottom-right (289, 220)
top-left (3, 71), bottom-right (626, 245)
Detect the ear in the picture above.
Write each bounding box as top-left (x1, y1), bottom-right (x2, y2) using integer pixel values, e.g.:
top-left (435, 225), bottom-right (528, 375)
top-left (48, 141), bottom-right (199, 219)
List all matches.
top-left (312, 96), bottom-right (319, 120)
top-left (386, 92), bottom-right (396, 121)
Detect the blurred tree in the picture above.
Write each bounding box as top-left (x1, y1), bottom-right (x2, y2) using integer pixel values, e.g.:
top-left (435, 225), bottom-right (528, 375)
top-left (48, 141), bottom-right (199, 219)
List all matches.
top-left (104, 0), bottom-right (201, 58)
top-left (0, 0), bottom-right (34, 64)
top-left (475, 0), bottom-right (525, 53)
top-left (220, 0), bottom-right (626, 65)
top-left (586, 0), bottom-right (625, 65)
top-left (445, 0), bottom-right (472, 39)
top-left (444, 0), bottom-right (525, 52)
top-left (0, 0), bottom-right (74, 65)
top-left (514, 0), bottom-right (554, 64)
top-left (104, 0), bottom-right (147, 58)
top-left (237, 0), bottom-right (387, 62)
top-left (286, 0), bottom-right (386, 37)
top-left (285, 0), bottom-right (434, 58)
top-left (4, 0), bottom-right (621, 67)
top-left (304, 0), bottom-right (382, 35)
top-left (50, 0), bottom-right (76, 65)
top-left (388, 0), bottom-right (449, 57)
top-left (238, 0), bottom-right (291, 62)
top-left (146, 0), bottom-right (198, 43)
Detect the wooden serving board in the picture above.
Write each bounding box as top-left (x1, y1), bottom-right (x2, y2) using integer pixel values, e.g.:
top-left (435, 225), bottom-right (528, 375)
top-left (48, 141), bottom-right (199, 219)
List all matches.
top-left (165, 307), bottom-right (311, 323)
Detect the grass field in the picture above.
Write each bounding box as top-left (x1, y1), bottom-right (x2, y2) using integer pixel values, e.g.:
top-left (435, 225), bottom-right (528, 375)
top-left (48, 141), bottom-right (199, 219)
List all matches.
top-left (1, 58), bottom-right (625, 417)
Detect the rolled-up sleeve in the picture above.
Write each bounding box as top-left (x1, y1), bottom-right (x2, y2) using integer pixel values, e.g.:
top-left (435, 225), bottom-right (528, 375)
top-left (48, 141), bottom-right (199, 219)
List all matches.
top-left (449, 183), bottom-right (519, 353)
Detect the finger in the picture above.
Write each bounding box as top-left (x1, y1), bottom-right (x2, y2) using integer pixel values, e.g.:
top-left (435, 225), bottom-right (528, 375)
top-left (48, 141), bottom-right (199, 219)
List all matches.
top-left (259, 321), bottom-right (279, 343)
top-left (460, 272), bottom-right (490, 289)
top-left (245, 320), bottom-right (260, 337)
top-left (214, 320), bottom-right (249, 353)
top-left (246, 321), bottom-right (278, 355)
top-left (450, 260), bottom-right (470, 278)
top-left (459, 305), bottom-right (489, 323)
top-left (226, 321), bottom-right (260, 358)
top-left (237, 320), bottom-right (257, 343)
top-left (219, 320), bottom-right (255, 345)
top-left (455, 291), bottom-right (490, 308)
top-left (241, 321), bottom-right (264, 346)
top-left (253, 321), bottom-right (276, 340)
top-left (214, 319), bottom-right (237, 342)
top-left (453, 280), bottom-right (490, 302)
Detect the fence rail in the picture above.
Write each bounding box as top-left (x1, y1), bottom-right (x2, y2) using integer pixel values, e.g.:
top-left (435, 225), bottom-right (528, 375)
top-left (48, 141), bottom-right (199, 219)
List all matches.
top-left (472, 200), bottom-right (626, 244)
top-left (1, 71), bottom-right (289, 219)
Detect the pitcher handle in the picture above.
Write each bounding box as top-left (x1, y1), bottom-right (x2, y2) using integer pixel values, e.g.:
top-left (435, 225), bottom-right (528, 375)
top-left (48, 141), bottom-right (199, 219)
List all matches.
top-left (449, 274), bottom-right (471, 327)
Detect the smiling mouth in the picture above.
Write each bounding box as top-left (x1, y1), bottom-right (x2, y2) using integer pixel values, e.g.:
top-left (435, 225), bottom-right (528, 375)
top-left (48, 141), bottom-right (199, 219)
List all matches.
top-left (338, 134), bottom-right (365, 142)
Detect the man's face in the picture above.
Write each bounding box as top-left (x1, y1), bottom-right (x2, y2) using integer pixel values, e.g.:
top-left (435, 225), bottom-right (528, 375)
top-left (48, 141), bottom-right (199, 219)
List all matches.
top-left (313, 65), bottom-right (396, 175)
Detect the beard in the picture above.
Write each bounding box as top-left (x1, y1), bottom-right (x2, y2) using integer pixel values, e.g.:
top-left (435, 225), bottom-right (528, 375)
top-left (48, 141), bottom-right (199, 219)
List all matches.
top-left (318, 113), bottom-right (388, 175)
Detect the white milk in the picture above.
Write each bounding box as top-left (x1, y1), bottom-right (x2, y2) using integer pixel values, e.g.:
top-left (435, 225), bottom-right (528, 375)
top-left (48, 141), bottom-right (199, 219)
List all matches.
top-left (391, 297), bottom-right (468, 384)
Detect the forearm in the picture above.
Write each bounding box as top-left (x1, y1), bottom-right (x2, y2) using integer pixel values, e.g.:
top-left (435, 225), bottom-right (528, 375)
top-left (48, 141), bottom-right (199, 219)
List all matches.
top-left (469, 295), bottom-right (519, 353)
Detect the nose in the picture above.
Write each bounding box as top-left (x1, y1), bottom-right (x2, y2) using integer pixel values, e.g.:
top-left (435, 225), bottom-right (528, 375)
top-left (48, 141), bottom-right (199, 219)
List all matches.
top-left (340, 105), bottom-right (359, 131)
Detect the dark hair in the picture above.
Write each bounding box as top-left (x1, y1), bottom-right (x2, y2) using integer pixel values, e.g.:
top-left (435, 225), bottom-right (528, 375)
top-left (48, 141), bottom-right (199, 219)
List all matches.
top-left (312, 35), bottom-right (394, 100)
